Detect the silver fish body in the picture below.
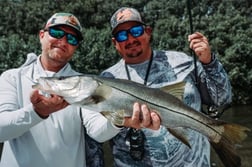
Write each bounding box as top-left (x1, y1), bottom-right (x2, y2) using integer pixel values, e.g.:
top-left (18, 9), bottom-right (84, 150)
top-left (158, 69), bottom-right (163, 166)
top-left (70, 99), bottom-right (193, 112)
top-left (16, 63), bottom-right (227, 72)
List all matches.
top-left (33, 75), bottom-right (250, 167)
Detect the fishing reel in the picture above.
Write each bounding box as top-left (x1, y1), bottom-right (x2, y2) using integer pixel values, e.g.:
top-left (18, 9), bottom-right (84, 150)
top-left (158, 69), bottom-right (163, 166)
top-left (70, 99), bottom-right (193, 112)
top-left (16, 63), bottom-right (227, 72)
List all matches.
top-left (206, 105), bottom-right (220, 119)
top-left (202, 104), bottom-right (231, 119)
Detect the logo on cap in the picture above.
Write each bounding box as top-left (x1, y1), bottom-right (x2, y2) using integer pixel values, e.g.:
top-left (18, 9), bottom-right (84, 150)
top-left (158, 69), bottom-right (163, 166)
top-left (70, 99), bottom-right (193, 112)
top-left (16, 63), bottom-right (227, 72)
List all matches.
top-left (116, 9), bottom-right (135, 23)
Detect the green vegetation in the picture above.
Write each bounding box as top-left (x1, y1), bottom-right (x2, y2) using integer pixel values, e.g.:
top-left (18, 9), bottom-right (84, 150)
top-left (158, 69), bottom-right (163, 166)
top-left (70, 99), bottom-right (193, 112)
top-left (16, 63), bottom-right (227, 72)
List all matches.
top-left (0, 0), bottom-right (251, 104)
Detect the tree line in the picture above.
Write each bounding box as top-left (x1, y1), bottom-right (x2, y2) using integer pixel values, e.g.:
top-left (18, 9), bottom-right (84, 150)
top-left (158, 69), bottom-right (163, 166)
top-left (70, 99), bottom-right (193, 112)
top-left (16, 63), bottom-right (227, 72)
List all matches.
top-left (0, 0), bottom-right (251, 104)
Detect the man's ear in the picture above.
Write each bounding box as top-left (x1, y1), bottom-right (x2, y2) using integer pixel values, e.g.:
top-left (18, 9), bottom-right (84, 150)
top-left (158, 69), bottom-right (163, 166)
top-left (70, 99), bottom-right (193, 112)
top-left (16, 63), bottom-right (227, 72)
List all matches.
top-left (39, 30), bottom-right (45, 38)
top-left (145, 26), bottom-right (152, 35)
top-left (112, 37), bottom-right (117, 45)
top-left (39, 30), bottom-right (45, 44)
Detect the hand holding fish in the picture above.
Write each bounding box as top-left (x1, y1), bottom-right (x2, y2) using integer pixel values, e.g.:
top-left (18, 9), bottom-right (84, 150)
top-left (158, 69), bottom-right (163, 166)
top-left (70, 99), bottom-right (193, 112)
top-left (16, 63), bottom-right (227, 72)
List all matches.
top-left (30, 90), bottom-right (69, 118)
top-left (123, 103), bottom-right (160, 130)
top-left (188, 32), bottom-right (212, 64)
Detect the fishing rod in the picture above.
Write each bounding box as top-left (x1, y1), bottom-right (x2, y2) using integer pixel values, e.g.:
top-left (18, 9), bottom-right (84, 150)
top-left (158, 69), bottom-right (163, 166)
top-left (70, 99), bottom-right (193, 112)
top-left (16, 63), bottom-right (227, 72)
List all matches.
top-left (186, 0), bottom-right (229, 119)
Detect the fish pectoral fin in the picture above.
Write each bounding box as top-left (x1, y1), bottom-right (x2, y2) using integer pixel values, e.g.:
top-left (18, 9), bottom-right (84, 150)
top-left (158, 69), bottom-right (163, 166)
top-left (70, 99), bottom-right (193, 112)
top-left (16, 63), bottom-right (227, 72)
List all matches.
top-left (94, 84), bottom-right (112, 100)
top-left (100, 110), bottom-right (125, 126)
top-left (89, 95), bottom-right (105, 104)
top-left (73, 84), bottom-right (111, 105)
top-left (167, 127), bottom-right (191, 149)
top-left (160, 81), bottom-right (186, 100)
top-left (67, 95), bottom-right (103, 105)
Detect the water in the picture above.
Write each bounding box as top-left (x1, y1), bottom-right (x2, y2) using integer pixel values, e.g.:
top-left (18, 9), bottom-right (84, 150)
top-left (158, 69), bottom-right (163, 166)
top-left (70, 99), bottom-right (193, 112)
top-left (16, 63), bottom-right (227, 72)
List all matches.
top-left (210, 105), bottom-right (252, 167)
top-left (0, 105), bottom-right (251, 166)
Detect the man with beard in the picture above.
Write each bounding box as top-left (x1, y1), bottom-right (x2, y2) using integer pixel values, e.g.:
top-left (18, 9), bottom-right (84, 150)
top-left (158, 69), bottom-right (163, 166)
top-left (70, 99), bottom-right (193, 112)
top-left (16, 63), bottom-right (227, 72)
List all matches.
top-left (100, 7), bottom-right (231, 167)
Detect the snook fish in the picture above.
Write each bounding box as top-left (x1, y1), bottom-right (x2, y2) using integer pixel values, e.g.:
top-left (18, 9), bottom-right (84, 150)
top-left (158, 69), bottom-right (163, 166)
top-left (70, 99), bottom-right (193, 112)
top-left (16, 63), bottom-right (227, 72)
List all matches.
top-left (32, 75), bottom-right (250, 167)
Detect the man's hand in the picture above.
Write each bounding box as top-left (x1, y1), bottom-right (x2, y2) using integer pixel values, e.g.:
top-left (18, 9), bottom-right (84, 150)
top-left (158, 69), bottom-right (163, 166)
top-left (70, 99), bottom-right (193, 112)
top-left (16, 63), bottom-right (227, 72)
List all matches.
top-left (188, 32), bottom-right (212, 64)
top-left (123, 102), bottom-right (161, 130)
top-left (30, 90), bottom-right (69, 118)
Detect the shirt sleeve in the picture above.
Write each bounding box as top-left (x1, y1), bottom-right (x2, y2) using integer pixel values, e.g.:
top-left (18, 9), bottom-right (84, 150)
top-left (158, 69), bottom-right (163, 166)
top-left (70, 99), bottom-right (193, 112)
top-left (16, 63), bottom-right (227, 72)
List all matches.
top-left (81, 107), bottom-right (121, 143)
top-left (0, 70), bottom-right (42, 142)
top-left (197, 54), bottom-right (232, 106)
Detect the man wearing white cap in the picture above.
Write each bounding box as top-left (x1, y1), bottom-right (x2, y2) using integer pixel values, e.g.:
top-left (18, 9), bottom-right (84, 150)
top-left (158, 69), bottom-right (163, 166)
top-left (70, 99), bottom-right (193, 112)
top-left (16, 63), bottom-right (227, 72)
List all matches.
top-left (0, 12), bottom-right (160, 167)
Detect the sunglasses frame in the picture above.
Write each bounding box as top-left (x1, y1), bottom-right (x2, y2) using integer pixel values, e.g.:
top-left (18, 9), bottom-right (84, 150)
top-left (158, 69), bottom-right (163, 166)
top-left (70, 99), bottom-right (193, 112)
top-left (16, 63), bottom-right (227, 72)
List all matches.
top-left (114, 25), bottom-right (145, 42)
top-left (44, 27), bottom-right (80, 46)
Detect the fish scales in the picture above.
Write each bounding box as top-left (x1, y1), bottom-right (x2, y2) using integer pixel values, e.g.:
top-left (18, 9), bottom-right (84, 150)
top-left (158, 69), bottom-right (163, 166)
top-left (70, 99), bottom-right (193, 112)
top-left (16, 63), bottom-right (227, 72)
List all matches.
top-left (95, 76), bottom-right (223, 139)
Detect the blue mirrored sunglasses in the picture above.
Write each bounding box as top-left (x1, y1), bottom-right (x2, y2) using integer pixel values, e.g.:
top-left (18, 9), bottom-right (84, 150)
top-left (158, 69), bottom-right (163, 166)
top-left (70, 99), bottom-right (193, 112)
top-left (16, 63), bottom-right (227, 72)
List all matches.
top-left (114, 25), bottom-right (144, 42)
top-left (44, 27), bottom-right (79, 46)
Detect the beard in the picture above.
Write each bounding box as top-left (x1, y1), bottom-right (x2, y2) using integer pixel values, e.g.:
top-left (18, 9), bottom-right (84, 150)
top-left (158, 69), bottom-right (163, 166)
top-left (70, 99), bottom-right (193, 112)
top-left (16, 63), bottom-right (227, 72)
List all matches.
top-left (125, 50), bottom-right (143, 58)
top-left (125, 40), bottom-right (143, 58)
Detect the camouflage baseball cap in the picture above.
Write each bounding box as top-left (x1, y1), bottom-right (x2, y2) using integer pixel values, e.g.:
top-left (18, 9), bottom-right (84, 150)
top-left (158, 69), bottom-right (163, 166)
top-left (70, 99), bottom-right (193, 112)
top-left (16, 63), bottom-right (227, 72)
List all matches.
top-left (45, 13), bottom-right (83, 40)
top-left (110, 7), bottom-right (145, 34)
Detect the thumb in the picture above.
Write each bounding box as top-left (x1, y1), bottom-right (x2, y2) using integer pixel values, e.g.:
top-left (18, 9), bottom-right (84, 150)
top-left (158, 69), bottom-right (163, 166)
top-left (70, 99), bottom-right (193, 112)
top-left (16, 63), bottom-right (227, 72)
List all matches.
top-left (30, 90), bottom-right (43, 104)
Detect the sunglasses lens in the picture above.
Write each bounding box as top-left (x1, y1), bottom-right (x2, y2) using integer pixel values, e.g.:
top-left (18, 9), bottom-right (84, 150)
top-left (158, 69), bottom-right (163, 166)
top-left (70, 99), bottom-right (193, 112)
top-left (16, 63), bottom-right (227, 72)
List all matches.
top-left (48, 28), bottom-right (79, 46)
top-left (115, 31), bottom-right (128, 42)
top-left (130, 26), bottom-right (144, 37)
top-left (49, 28), bottom-right (65, 39)
top-left (66, 34), bottom-right (79, 46)
top-left (114, 25), bottom-right (144, 42)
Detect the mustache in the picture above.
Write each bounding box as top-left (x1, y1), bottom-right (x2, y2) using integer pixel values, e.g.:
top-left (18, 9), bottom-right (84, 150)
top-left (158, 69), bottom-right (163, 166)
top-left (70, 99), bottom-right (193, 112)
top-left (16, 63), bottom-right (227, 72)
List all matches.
top-left (125, 41), bottom-right (141, 49)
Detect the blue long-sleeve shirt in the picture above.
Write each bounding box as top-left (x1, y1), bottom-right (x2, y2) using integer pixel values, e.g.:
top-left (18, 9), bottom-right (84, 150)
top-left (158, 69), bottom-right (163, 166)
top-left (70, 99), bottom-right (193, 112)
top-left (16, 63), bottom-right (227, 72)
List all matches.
top-left (101, 50), bottom-right (232, 167)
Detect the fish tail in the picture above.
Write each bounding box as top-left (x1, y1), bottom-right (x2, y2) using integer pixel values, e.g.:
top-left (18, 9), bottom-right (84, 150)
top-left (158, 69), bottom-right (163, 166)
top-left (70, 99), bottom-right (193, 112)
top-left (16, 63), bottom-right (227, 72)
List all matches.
top-left (222, 123), bottom-right (250, 143)
top-left (211, 139), bottom-right (241, 167)
top-left (210, 123), bottom-right (250, 167)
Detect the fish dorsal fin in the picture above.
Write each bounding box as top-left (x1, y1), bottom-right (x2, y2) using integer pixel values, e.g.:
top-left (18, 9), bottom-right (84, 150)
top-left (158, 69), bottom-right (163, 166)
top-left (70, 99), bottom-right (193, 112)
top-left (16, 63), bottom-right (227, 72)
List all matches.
top-left (167, 127), bottom-right (191, 148)
top-left (160, 81), bottom-right (186, 100)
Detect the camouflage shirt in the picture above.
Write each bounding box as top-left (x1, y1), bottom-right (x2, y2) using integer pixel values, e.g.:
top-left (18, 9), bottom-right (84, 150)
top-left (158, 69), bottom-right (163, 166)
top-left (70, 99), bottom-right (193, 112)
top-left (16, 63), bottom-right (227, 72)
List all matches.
top-left (101, 50), bottom-right (232, 167)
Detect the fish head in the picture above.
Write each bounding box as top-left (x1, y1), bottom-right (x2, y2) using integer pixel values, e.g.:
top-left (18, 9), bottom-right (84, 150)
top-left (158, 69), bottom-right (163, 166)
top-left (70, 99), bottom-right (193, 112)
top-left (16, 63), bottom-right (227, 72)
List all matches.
top-left (32, 76), bottom-right (81, 93)
top-left (32, 75), bottom-right (100, 104)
